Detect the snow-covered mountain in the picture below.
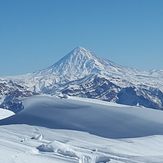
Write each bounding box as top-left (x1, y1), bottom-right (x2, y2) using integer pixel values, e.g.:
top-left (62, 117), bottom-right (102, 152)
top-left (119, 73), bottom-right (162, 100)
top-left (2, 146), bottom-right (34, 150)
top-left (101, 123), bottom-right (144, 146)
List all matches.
top-left (2, 46), bottom-right (163, 111)
top-left (0, 77), bottom-right (36, 112)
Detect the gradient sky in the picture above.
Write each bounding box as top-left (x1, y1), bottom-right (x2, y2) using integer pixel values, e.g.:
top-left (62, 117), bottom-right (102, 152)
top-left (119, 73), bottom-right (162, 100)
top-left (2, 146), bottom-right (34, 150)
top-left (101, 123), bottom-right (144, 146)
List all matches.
top-left (0, 0), bottom-right (163, 76)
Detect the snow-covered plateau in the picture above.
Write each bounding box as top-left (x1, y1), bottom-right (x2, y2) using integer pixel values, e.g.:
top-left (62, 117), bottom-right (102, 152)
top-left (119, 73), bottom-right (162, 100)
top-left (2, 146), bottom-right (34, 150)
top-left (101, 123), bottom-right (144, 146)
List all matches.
top-left (1, 95), bottom-right (163, 163)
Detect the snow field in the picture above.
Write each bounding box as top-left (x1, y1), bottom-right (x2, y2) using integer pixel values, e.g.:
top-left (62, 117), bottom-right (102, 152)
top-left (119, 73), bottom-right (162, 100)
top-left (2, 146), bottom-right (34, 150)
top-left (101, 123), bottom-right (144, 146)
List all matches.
top-left (1, 95), bottom-right (163, 162)
top-left (1, 95), bottom-right (163, 138)
top-left (1, 124), bottom-right (163, 163)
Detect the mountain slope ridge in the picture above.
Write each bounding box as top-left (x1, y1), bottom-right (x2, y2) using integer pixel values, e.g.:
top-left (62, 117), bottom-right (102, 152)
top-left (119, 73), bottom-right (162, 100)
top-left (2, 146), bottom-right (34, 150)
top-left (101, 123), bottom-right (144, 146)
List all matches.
top-left (32, 46), bottom-right (140, 81)
top-left (1, 46), bottom-right (163, 110)
top-left (6, 46), bottom-right (163, 85)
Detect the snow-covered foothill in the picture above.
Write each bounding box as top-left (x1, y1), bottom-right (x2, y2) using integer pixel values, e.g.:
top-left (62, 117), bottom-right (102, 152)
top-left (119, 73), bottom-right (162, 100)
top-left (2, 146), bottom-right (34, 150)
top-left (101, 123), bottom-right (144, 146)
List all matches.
top-left (1, 95), bottom-right (163, 139)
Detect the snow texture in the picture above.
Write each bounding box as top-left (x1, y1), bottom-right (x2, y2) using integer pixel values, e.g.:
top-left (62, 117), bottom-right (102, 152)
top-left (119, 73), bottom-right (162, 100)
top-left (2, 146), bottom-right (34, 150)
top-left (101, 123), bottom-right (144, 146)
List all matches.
top-left (1, 95), bottom-right (163, 139)
top-left (0, 108), bottom-right (15, 120)
top-left (7, 46), bottom-right (163, 93)
top-left (1, 96), bottom-right (163, 162)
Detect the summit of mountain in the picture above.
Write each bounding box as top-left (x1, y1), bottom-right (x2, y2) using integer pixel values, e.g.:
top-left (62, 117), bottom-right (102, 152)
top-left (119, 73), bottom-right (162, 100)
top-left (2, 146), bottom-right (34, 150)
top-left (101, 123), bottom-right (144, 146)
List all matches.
top-left (25, 46), bottom-right (140, 83)
top-left (2, 46), bottom-right (163, 110)
top-left (3, 47), bottom-right (162, 90)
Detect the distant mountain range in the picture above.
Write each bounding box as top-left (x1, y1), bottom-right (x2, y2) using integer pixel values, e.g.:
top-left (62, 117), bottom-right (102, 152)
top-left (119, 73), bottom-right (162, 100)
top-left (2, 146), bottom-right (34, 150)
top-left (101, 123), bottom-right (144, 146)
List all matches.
top-left (1, 46), bottom-right (163, 112)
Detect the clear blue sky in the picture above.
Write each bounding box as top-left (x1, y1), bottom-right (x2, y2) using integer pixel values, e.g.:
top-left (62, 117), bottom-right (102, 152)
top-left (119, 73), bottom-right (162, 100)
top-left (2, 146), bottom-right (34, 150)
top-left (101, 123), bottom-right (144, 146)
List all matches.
top-left (0, 0), bottom-right (163, 76)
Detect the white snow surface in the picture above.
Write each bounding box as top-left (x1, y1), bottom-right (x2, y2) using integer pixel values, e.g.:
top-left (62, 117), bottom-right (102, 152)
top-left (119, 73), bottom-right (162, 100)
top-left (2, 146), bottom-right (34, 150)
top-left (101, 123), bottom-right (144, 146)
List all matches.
top-left (2, 95), bottom-right (163, 138)
top-left (1, 95), bottom-right (163, 162)
top-left (0, 108), bottom-right (15, 120)
top-left (6, 46), bottom-right (163, 93)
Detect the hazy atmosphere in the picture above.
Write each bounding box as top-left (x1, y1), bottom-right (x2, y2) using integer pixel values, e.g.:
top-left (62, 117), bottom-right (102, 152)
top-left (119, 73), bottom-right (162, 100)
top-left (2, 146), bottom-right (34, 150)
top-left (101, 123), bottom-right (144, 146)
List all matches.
top-left (0, 0), bottom-right (163, 76)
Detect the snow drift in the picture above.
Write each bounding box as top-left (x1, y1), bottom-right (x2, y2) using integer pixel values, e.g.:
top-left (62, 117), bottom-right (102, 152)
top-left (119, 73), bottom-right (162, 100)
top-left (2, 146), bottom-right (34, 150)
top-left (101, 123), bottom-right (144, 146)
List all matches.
top-left (0, 108), bottom-right (14, 120)
top-left (1, 95), bottom-right (163, 138)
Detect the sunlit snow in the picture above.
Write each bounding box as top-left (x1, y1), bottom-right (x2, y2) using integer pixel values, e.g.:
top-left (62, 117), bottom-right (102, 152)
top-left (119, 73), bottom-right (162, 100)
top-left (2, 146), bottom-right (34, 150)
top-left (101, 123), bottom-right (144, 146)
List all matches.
top-left (1, 95), bottom-right (163, 163)
top-left (0, 108), bottom-right (15, 120)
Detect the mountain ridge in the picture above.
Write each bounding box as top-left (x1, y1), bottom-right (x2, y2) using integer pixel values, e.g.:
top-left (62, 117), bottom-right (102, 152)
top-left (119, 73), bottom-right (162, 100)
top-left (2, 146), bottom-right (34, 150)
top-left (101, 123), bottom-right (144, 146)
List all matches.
top-left (1, 46), bottom-right (163, 111)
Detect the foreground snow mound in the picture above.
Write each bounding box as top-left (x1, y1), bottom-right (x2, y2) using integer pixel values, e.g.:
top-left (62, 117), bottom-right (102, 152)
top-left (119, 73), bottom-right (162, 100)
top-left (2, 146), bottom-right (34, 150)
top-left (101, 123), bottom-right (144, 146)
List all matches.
top-left (1, 95), bottom-right (163, 138)
top-left (37, 140), bottom-right (110, 163)
top-left (37, 140), bottom-right (78, 157)
top-left (2, 124), bottom-right (163, 163)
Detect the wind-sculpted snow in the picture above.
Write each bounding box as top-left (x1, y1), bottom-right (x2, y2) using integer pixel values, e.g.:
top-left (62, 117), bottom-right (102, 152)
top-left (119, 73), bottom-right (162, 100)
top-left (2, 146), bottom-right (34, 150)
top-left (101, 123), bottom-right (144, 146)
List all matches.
top-left (1, 97), bottom-right (163, 162)
top-left (1, 95), bottom-right (163, 138)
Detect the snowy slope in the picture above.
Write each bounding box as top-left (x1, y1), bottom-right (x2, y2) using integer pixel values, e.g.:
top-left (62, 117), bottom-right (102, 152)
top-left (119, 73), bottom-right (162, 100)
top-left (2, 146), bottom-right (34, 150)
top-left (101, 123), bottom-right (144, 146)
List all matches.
top-left (7, 47), bottom-right (140, 91)
top-left (35, 46), bottom-right (139, 80)
top-left (1, 96), bottom-right (163, 162)
top-left (0, 108), bottom-right (14, 120)
top-left (9, 46), bottom-right (163, 91)
top-left (1, 95), bottom-right (163, 138)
